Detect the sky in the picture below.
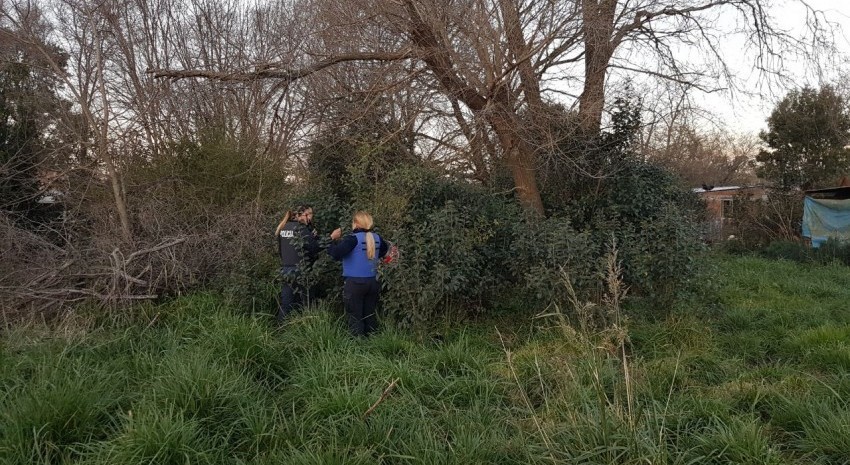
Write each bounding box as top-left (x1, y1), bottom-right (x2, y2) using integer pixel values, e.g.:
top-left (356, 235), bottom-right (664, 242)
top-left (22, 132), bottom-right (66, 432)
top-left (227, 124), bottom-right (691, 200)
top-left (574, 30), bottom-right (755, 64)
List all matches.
top-left (701, 0), bottom-right (850, 135)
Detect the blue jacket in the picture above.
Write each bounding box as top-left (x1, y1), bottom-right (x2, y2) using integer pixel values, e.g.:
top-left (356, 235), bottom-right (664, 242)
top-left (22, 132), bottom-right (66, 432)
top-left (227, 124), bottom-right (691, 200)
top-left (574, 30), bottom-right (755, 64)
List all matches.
top-left (328, 229), bottom-right (389, 278)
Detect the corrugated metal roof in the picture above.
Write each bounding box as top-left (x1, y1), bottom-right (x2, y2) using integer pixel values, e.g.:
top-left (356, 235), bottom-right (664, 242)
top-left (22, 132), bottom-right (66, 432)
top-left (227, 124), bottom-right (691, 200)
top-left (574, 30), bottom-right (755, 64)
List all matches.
top-left (805, 186), bottom-right (850, 200)
top-left (692, 186), bottom-right (749, 194)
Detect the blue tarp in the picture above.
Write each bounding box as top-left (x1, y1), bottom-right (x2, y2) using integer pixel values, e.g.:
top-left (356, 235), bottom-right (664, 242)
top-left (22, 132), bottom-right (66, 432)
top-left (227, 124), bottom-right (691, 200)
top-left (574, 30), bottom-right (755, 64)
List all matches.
top-left (802, 197), bottom-right (850, 248)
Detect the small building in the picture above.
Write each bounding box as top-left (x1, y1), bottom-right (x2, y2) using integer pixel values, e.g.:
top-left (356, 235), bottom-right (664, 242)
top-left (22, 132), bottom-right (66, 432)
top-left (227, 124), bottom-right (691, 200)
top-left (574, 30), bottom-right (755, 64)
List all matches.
top-left (692, 185), bottom-right (767, 240)
top-left (802, 179), bottom-right (850, 248)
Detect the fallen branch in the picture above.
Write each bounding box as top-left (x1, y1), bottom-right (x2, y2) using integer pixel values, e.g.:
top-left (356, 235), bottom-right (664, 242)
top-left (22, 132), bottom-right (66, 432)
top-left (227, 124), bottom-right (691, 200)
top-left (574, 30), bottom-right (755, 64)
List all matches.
top-left (0, 286), bottom-right (158, 302)
top-left (125, 237), bottom-right (187, 264)
top-left (363, 378), bottom-right (399, 420)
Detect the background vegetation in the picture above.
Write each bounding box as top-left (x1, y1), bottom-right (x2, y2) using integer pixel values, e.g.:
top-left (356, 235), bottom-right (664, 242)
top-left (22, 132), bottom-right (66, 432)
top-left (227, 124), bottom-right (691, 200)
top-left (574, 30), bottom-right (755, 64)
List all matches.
top-left (3, 2), bottom-right (849, 462)
top-left (2, 0), bottom-right (844, 321)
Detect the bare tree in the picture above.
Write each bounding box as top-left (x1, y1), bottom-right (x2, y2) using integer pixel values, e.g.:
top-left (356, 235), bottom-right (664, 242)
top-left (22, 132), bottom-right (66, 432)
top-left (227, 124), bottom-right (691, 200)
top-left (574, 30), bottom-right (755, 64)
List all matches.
top-left (145, 0), bottom-right (832, 216)
top-left (643, 123), bottom-right (759, 186)
top-left (150, 0), bottom-right (584, 215)
top-left (3, 0), bottom-right (135, 240)
top-left (577, 0), bottom-right (833, 133)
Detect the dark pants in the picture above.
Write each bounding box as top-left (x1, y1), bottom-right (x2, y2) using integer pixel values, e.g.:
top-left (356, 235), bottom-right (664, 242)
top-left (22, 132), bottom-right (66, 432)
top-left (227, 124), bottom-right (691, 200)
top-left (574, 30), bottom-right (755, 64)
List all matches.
top-left (343, 277), bottom-right (380, 337)
top-left (277, 268), bottom-right (313, 322)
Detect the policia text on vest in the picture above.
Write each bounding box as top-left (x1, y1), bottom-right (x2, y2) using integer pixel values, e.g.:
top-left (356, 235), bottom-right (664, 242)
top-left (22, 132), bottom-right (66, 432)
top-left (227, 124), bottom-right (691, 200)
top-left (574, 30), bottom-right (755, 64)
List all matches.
top-left (277, 219), bottom-right (320, 321)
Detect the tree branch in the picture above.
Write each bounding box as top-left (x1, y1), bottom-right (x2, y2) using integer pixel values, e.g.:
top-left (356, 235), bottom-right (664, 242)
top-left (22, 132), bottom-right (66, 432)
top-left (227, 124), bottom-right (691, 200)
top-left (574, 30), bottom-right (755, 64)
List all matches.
top-left (146, 50), bottom-right (418, 82)
top-left (612, 1), bottom-right (729, 47)
top-left (363, 378), bottom-right (399, 420)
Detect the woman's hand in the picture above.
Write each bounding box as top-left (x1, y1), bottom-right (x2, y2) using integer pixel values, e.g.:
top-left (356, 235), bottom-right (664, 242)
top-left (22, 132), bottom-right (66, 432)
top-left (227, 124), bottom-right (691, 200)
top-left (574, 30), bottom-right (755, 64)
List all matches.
top-left (330, 228), bottom-right (342, 241)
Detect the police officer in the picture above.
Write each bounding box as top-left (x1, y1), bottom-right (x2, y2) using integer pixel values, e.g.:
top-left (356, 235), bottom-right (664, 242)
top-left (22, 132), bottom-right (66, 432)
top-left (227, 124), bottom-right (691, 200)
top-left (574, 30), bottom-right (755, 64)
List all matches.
top-left (275, 205), bottom-right (319, 322)
top-left (327, 211), bottom-right (389, 337)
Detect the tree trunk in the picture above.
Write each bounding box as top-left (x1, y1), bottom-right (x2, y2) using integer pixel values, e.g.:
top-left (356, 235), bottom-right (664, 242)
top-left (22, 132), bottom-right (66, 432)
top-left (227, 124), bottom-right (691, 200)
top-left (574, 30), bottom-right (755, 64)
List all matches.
top-left (404, 0), bottom-right (545, 215)
top-left (96, 27), bottom-right (132, 242)
top-left (579, 0), bottom-right (616, 134)
top-left (489, 111), bottom-right (545, 215)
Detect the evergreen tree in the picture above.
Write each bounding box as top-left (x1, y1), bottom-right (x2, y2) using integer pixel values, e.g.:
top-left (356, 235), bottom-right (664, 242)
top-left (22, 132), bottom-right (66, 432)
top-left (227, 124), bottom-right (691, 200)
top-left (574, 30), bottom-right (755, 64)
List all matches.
top-left (0, 23), bottom-right (67, 225)
top-left (755, 86), bottom-right (850, 190)
top-left (307, 96), bottom-right (419, 201)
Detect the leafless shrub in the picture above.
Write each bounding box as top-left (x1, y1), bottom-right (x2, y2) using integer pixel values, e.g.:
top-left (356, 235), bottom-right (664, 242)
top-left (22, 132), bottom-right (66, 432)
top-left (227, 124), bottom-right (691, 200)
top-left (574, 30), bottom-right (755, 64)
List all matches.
top-left (729, 189), bottom-right (804, 247)
top-left (1, 192), bottom-right (274, 324)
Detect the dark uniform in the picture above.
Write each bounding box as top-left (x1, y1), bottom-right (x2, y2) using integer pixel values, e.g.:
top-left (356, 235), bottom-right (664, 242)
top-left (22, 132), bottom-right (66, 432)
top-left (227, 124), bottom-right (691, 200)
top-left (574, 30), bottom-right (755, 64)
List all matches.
top-left (277, 220), bottom-right (320, 321)
top-left (327, 229), bottom-right (389, 336)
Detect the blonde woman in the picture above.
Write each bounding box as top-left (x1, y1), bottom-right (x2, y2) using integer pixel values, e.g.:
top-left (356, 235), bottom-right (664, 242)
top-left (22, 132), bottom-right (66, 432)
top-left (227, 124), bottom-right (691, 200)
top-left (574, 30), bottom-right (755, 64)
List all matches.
top-left (327, 211), bottom-right (389, 337)
top-left (275, 205), bottom-right (319, 321)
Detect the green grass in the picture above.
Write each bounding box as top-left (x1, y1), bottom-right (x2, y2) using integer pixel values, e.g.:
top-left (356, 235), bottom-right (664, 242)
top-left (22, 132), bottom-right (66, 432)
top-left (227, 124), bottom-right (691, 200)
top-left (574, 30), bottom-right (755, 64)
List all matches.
top-left (2, 255), bottom-right (849, 464)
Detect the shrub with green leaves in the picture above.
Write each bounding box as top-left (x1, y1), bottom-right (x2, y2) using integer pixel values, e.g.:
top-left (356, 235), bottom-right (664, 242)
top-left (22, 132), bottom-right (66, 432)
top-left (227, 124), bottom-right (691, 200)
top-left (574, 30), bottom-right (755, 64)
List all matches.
top-left (761, 240), bottom-right (812, 262)
top-left (564, 158), bottom-right (705, 301)
top-left (814, 238), bottom-right (850, 266)
top-left (287, 96), bottom-right (705, 324)
top-left (367, 168), bottom-right (522, 326)
top-left (757, 238), bottom-right (850, 268)
top-left (287, 159), bottom-right (703, 326)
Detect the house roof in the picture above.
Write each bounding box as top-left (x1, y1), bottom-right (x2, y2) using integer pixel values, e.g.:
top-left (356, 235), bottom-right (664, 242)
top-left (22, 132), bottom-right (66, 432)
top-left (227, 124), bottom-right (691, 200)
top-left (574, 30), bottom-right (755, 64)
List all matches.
top-left (805, 186), bottom-right (850, 200)
top-left (691, 185), bottom-right (759, 194)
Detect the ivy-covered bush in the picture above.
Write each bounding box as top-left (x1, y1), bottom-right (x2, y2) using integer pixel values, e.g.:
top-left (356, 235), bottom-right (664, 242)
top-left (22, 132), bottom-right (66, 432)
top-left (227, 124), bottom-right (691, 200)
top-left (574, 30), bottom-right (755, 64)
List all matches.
top-left (287, 159), bottom-right (703, 327)
top-left (566, 160), bottom-right (705, 300)
top-left (349, 166), bottom-right (522, 326)
top-left (286, 96), bottom-right (705, 326)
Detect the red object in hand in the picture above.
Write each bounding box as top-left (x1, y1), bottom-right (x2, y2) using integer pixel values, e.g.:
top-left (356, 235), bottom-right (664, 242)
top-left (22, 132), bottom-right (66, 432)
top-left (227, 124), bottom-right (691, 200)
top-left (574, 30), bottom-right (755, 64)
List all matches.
top-left (382, 244), bottom-right (399, 264)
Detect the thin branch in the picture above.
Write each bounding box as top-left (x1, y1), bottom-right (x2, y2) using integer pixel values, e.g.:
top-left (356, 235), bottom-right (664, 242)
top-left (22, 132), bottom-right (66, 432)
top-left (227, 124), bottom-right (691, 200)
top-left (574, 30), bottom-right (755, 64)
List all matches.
top-left (362, 378), bottom-right (399, 420)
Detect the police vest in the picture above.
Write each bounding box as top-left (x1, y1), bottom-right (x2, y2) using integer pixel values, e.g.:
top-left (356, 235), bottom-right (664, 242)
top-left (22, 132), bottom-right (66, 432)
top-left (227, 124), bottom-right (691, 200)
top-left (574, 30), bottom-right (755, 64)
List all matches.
top-left (279, 221), bottom-right (304, 268)
top-left (342, 231), bottom-right (382, 278)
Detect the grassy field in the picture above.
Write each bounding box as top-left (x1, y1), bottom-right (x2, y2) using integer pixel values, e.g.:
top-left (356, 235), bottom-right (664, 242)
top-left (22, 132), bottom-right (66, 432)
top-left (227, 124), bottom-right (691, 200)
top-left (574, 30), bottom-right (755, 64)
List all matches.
top-left (2, 255), bottom-right (850, 464)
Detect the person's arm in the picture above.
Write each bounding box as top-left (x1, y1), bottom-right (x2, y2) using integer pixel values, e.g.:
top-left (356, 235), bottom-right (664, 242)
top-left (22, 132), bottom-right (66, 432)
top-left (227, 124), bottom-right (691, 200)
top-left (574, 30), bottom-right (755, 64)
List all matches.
top-left (327, 233), bottom-right (357, 261)
top-left (378, 237), bottom-right (389, 259)
top-left (277, 232), bottom-right (282, 257)
top-left (299, 225), bottom-right (320, 261)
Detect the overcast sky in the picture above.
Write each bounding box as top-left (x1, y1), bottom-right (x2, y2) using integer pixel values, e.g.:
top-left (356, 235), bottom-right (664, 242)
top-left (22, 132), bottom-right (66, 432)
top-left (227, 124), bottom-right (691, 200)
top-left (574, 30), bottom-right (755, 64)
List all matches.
top-left (703, 0), bottom-right (850, 135)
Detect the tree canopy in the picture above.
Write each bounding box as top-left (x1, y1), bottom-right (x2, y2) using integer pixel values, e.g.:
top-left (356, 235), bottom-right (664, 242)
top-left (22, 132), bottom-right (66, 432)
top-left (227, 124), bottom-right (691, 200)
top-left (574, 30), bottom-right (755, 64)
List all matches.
top-left (756, 86), bottom-right (850, 190)
top-left (0, 18), bottom-right (67, 226)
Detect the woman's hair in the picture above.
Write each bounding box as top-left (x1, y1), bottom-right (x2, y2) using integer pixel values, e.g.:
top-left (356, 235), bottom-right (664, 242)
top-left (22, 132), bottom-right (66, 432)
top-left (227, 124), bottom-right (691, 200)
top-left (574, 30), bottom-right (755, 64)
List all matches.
top-left (275, 204), bottom-right (311, 236)
top-left (352, 211), bottom-right (376, 260)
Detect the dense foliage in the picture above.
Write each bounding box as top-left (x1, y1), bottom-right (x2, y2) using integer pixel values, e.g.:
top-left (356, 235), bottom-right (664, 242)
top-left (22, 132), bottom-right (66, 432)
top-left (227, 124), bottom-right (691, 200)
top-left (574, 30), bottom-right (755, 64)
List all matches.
top-left (0, 29), bottom-right (67, 228)
top-left (291, 99), bottom-right (705, 326)
top-left (755, 85), bottom-right (850, 190)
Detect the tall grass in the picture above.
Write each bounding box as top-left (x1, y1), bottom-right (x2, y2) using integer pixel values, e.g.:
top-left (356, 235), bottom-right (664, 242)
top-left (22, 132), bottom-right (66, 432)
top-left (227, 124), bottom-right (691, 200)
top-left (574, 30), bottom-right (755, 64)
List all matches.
top-left (1, 255), bottom-right (848, 463)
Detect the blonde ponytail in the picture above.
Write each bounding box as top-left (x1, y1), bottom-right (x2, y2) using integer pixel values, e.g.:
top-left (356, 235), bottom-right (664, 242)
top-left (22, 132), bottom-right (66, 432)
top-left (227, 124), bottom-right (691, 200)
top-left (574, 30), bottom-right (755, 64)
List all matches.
top-left (365, 232), bottom-right (376, 260)
top-left (352, 211), bottom-right (376, 259)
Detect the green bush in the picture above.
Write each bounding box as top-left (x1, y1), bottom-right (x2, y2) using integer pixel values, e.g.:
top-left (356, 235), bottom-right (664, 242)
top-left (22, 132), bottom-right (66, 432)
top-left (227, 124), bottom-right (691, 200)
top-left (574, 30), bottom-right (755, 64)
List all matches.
top-left (717, 237), bottom-right (754, 255)
top-left (567, 160), bottom-right (705, 301)
top-left (509, 216), bottom-right (598, 305)
top-left (370, 168), bottom-right (521, 326)
top-left (288, 158), bottom-right (704, 326)
top-left (761, 240), bottom-right (812, 262)
top-left (756, 238), bottom-right (850, 268)
top-left (815, 238), bottom-right (850, 266)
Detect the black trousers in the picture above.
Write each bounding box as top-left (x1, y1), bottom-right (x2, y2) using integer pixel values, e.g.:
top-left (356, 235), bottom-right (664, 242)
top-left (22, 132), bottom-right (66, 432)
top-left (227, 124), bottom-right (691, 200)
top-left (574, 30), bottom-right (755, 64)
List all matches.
top-left (343, 277), bottom-right (380, 337)
top-left (277, 269), bottom-right (313, 322)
